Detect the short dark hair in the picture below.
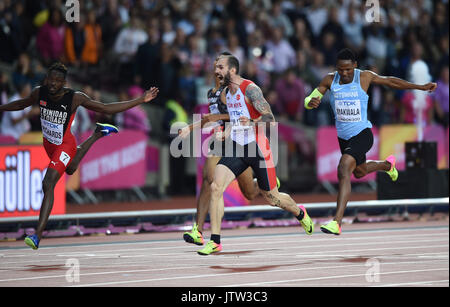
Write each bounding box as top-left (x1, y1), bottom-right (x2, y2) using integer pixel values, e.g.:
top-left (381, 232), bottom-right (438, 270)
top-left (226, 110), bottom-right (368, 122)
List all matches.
top-left (226, 55), bottom-right (239, 74)
top-left (337, 48), bottom-right (357, 63)
top-left (215, 51), bottom-right (232, 61)
top-left (48, 62), bottom-right (68, 79)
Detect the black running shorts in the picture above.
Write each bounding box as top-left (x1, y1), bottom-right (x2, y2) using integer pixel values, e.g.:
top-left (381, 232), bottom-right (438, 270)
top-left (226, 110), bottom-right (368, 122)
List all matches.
top-left (338, 128), bottom-right (374, 166)
top-left (218, 138), bottom-right (277, 191)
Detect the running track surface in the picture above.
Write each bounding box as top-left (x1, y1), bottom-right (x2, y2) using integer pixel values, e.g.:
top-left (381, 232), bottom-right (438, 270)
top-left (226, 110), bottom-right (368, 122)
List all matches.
top-left (0, 219), bottom-right (448, 287)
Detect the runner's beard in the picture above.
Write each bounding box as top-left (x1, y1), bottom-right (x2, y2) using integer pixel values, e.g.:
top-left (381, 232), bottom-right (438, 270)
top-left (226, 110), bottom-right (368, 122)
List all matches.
top-left (223, 72), bottom-right (231, 86)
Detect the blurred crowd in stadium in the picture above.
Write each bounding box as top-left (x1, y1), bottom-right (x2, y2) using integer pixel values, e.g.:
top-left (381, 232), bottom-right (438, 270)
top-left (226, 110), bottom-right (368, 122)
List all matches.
top-left (0, 0), bottom-right (448, 143)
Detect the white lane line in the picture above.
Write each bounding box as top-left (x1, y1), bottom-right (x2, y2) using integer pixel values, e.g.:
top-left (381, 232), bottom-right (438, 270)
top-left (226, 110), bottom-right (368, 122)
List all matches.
top-left (0, 253), bottom-right (446, 286)
top-left (68, 260), bottom-right (449, 287)
top-left (0, 251), bottom-right (447, 273)
top-left (142, 242), bottom-right (449, 258)
top-left (0, 239), bottom-right (448, 267)
top-left (372, 280), bottom-right (449, 287)
top-left (1, 226), bottom-right (447, 253)
top-left (222, 268), bottom-right (449, 287)
top-left (1, 232), bottom-right (447, 261)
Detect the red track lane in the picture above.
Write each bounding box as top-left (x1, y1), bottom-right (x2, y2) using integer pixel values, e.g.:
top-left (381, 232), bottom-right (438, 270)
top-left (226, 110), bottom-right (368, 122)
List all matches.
top-left (0, 219), bottom-right (448, 287)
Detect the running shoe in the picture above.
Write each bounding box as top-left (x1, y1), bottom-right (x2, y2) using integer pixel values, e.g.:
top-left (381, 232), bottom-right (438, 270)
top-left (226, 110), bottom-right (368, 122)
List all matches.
top-left (183, 223), bottom-right (204, 245)
top-left (320, 220), bottom-right (342, 235)
top-left (96, 123), bottom-right (119, 136)
top-left (385, 155), bottom-right (398, 182)
top-left (298, 205), bottom-right (314, 235)
top-left (24, 234), bottom-right (40, 250)
top-left (197, 240), bottom-right (222, 255)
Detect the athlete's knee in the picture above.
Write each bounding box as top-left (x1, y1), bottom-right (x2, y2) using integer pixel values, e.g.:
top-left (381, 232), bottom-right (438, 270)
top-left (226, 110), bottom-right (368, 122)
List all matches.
top-left (64, 147), bottom-right (79, 175)
top-left (353, 169), bottom-right (366, 178)
top-left (337, 161), bottom-right (353, 180)
top-left (65, 165), bottom-right (76, 175)
top-left (204, 172), bottom-right (215, 185)
top-left (210, 181), bottom-right (224, 199)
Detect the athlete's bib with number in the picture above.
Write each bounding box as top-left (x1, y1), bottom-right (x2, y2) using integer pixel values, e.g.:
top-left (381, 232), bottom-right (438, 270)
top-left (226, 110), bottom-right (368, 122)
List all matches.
top-left (209, 103), bottom-right (220, 114)
top-left (41, 118), bottom-right (64, 145)
top-left (334, 99), bottom-right (362, 122)
top-left (59, 151), bottom-right (71, 166)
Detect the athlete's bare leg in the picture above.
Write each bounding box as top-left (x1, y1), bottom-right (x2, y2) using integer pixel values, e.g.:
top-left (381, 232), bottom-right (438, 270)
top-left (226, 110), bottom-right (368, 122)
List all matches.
top-left (352, 159), bottom-right (391, 178)
top-left (335, 154), bottom-right (356, 226)
top-left (194, 159), bottom-right (257, 234)
top-left (196, 156), bottom-right (221, 232)
top-left (209, 164), bottom-right (237, 235)
top-left (36, 129), bottom-right (107, 240)
top-left (236, 167), bottom-right (260, 200)
top-left (202, 163), bottom-right (312, 254)
top-left (35, 168), bottom-right (61, 240)
top-left (65, 129), bottom-right (103, 175)
top-left (260, 188), bottom-right (300, 216)
top-left (335, 155), bottom-right (392, 225)
top-left (257, 186), bottom-right (313, 235)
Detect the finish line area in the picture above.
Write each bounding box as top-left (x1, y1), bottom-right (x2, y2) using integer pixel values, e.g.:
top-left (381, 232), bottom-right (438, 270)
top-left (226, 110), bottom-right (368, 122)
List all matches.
top-left (0, 221), bottom-right (448, 288)
top-left (0, 198), bottom-right (448, 288)
top-left (1, 197), bottom-right (448, 239)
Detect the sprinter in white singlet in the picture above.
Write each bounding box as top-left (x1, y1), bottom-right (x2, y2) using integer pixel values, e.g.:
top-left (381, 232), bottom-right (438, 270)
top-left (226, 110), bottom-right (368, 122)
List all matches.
top-left (197, 54), bottom-right (314, 256)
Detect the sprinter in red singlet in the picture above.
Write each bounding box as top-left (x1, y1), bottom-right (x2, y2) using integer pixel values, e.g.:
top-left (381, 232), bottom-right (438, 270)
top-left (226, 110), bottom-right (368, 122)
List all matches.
top-left (0, 63), bottom-right (159, 250)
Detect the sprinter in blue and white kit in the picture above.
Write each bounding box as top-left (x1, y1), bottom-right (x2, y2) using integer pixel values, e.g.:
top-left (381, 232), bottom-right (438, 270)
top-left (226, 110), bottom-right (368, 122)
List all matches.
top-left (305, 49), bottom-right (437, 235)
top-left (330, 68), bottom-right (371, 140)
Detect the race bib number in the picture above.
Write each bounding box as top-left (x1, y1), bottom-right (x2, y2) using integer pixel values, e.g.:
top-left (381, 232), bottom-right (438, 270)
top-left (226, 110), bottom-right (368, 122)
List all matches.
top-left (59, 151), bottom-right (71, 166)
top-left (231, 118), bottom-right (251, 130)
top-left (335, 100), bottom-right (362, 122)
top-left (41, 118), bottom-right (64, 145)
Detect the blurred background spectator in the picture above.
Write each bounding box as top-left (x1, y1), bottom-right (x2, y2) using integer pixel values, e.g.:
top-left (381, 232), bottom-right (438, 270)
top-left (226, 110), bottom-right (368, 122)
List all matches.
top-left (114, 85), bottom-right (151, 135)
top-left (274, 68), bottom-right (305, 121)
top-left (113, 13), bottom-right (147, 85)
top-left (36, 7), bottom-right (66, 66)
top-left (0, 82), bottom-right (39, 141)
top-left (65, 10), bottom-right (102, 68)
top-left (265, 26), bottom-right (296, 74)
top-left (12, 53), bottom-right (46, 89)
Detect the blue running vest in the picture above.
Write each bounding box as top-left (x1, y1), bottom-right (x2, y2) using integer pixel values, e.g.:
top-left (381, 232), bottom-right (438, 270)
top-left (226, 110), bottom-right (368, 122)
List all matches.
top-left (329, 69), bottom-right (372, 140)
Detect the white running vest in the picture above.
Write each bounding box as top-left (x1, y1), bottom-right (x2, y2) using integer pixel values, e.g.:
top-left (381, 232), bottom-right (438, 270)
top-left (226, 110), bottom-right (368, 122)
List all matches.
top-left (225, 79), bottom-right (261, 146)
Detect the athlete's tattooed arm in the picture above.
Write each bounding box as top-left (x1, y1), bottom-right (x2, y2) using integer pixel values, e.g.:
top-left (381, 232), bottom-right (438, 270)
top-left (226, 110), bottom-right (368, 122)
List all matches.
top-left (245, 83), bottom-right (275, 123)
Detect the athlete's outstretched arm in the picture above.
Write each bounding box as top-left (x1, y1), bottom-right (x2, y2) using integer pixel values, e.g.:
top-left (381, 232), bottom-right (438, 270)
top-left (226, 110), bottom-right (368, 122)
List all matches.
top-left (178, 114), bottom-right (230, 138)
top-left (202, 113), bottom-right (230, 125)
top-left (0, 87), bottom-right (39, 112)
top-left (76, 87), bottom-right (159, 114)
top-left (179, 88), bottom-right (229, 138)
top-left (305, 73), bottom-right (334, 109)
top-left (366, 71), bottom-right (437, 92)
